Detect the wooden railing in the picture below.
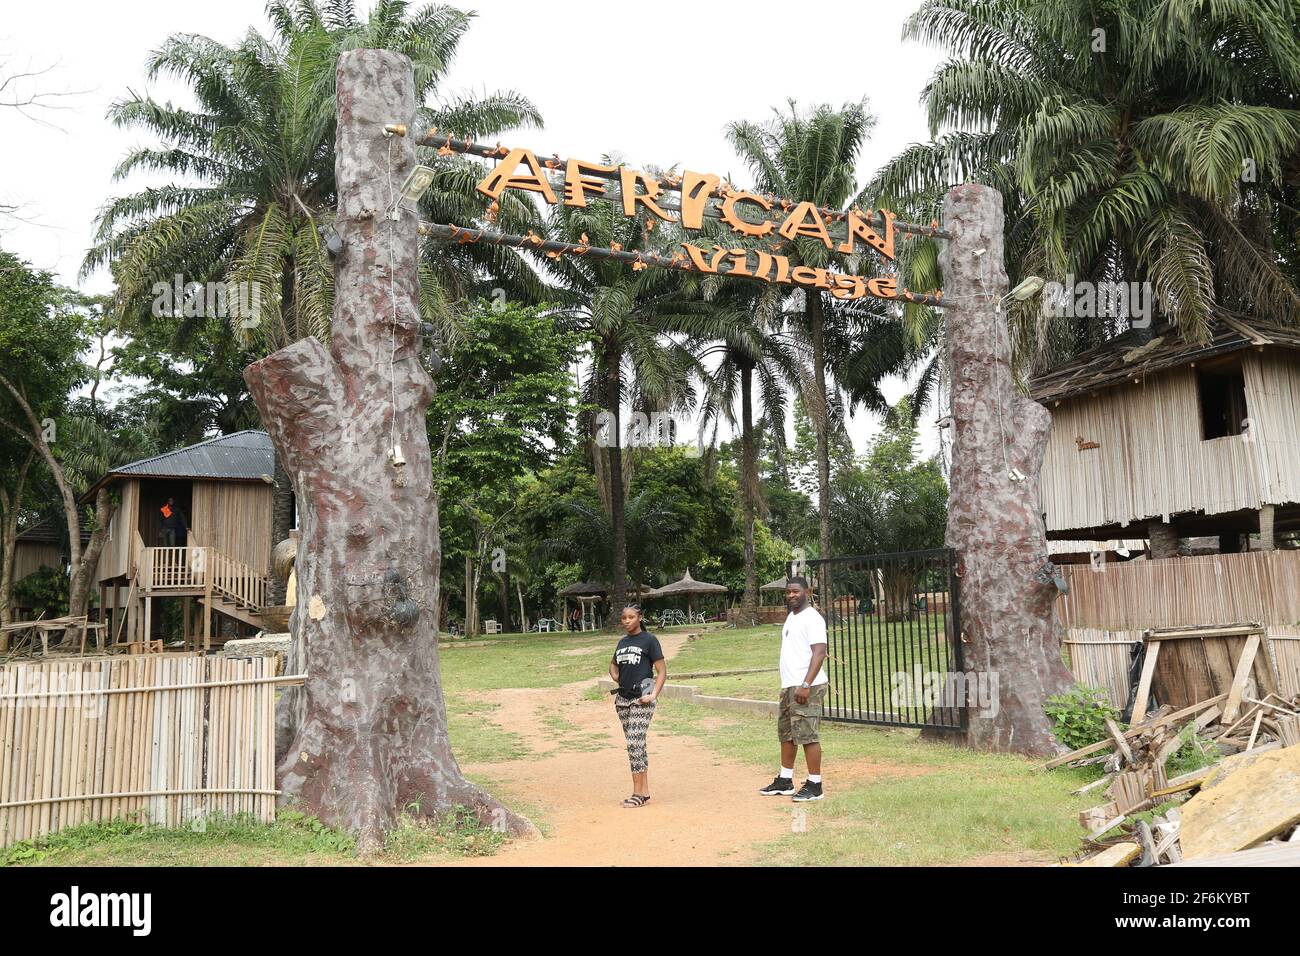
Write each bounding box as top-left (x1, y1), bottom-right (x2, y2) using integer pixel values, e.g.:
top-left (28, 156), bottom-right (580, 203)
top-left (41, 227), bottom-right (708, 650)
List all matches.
top-left (140, 546), bottom-right (268, 612)
top-left (145, 546), bottom-right (202, 590)
top-left (210, 549), bottom-right (268, 611)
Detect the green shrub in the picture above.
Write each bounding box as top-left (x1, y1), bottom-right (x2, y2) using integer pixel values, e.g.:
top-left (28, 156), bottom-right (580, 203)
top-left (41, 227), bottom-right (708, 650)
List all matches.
top-left (384, 804), bottom-right (506, 861)
top-left (1164, 724), bottom-right (1218, 776)
top-left (1044, 685), bottom-right (1120, 751)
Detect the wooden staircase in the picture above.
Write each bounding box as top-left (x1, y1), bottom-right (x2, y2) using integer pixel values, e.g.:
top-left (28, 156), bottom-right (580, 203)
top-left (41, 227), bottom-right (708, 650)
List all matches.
top-left (113, 545), bottom-right (270, 652)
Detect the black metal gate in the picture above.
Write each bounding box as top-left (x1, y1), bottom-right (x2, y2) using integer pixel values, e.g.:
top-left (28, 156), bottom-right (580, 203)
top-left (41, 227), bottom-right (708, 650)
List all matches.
top-left (805, 548), bottom-right (966, 732)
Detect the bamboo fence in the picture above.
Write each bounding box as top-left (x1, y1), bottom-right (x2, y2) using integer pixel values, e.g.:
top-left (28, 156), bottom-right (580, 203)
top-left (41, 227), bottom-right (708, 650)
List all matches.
top-left (1057, 550), bottom-right (1300, 631)
top-left (1057, 549), bottom-right (1300, 705)
top-left (1064, 625), bottom-right (1300, 707)
top-left (0, 654), bottom-right (286, 849)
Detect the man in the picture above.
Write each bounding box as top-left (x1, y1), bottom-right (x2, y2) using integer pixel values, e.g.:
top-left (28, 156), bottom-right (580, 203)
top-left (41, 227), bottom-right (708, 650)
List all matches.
top-left (759, 576), bottom-right (828, 801)
top-left (159, 496), bottom-right (188, 547)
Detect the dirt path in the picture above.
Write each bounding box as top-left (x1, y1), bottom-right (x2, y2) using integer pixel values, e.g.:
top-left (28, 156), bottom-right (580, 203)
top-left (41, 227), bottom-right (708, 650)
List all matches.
top-left (449, 632), bottom-right (798, 866)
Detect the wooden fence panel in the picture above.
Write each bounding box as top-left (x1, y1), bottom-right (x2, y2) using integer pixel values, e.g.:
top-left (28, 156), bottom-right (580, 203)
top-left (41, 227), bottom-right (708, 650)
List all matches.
top-left (1063, 628), bottom-right (1143, 708)
top-left (1270, 627), bottom-right (1300, 699)
top-left (1058, 550), bottom-right (1300, 630)
top-left (1065, 626), bottom-right (1300, 709)
top-left (0, 654), bottom-right (280, 849)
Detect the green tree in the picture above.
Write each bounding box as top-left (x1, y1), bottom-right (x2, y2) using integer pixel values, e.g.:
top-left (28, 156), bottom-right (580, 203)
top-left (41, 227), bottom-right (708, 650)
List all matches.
top-left (870, 0), bottom-right (1300, 370)
top-left (830, 398), bottom-right (948, 619)
top-left (428, 300), bottom-right (580, 634)
top-left (546, 197), bottom-right (708, 622)
top-left (693, 282), bottom-right (802, 624)
top-left (0, 251), bottom-right (96, 630)
top-left (85, 0), bottom-right (543, 599)
top-left (727, 100), bottom-right (886, 572)
top-left (110, 315), bottom-right (261, 447)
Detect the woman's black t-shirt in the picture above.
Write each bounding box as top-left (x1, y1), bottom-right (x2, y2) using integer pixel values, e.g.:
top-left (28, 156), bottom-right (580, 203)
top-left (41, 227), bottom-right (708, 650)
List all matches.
top-left (613, 630), bottom-right (664, 695)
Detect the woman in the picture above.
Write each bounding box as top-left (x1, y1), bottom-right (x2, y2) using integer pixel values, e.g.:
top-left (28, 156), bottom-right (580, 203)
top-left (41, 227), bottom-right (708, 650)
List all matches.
top-left (608, 604), bottom-right (666, 807)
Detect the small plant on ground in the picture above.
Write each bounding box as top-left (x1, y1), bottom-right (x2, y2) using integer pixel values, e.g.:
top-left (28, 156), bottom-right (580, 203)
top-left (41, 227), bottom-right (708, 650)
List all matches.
top-left (1044, 685), bottom-right (1120, 751)
top-left (1164, 724), bottom-right (1218, 776)
top-left (384, 804), bottom-right (507, 861)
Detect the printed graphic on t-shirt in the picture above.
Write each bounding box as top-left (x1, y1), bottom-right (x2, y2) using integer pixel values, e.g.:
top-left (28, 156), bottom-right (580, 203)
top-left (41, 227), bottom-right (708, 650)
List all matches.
top-left (615, 645), bottom-right (644, 666)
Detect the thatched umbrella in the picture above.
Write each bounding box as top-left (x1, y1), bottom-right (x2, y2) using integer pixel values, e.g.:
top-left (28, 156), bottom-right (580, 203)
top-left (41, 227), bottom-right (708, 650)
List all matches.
top-left (759, 575), bottom-right (816, 606)
top-left (647, 569), bottom-right (729, 620)
top-left (558, 580), bottom-right (610, 597)
top-left (557, 581), bottom-right (653, 630)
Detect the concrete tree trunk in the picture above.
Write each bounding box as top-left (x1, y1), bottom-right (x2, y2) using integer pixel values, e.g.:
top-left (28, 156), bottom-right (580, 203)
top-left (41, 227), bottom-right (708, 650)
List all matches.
top-left (244, 49), bottom-right (531, 850)
top-left (938, 184), bottom-right (1074, 755)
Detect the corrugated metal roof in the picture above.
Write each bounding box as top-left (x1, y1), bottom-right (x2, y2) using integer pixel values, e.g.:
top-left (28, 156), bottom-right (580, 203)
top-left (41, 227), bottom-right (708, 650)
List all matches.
top-left (15, 518), bottom-right (90, 545)
top-left (110, 430), bottom-right (274, 481)
top-left (1029, 315), bottom-right (1300, 405)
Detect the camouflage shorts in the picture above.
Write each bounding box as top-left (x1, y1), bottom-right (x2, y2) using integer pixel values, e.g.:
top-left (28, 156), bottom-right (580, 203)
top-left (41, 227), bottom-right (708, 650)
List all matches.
top-left (778, 684), bottom-right (828, 745)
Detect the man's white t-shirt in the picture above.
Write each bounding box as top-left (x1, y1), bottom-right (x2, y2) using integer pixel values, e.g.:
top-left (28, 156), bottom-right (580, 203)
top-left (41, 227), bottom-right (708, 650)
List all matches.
top-left (780, 605), bottom-right (829, 689)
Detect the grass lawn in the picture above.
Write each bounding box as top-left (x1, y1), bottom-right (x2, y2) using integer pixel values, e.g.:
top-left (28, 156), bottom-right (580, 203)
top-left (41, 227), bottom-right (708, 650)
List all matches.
top-left (655, 701), bottom-right (1100, 866)
top-left (438, 629), bottom-right (614, 691)
top-left (0, 808), bottom-right (505, 867)
top-left (669, 624), bottom-right (782, 674)
top-left (2, 623), bottom-right (1100, 866)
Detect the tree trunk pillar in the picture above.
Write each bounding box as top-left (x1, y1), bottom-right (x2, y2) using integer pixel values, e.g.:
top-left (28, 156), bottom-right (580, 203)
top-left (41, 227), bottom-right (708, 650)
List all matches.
top-left (244, 49), bottom-right (531, 850)
top-left (938, 183), bottom-right (1074, 755)
top-left (1258, 505), bottom-right (1275, 551)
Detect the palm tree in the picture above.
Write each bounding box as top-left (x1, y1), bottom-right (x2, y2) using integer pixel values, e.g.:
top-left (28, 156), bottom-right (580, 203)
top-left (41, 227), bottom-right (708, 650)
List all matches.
top-left (690, 279), bottom-right (802, 626)
top-left (84, 0), bottom-right (543, 600)
top-left (545, 492), bottom-right (677, 599)
top-left (546, 196), bottom-right (708, 622)
top-left (868, 0), bottom-right (1300, 371)
top-left (727, 100), bottom-right (880, 570)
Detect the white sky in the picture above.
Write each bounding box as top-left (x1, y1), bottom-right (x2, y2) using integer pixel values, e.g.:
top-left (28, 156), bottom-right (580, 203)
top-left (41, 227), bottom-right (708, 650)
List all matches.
top-left (0, 0), bottom-right (946, 457)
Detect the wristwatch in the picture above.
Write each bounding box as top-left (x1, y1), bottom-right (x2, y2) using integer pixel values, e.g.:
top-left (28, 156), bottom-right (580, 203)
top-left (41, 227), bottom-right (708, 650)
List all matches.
top-left (799, 681), bottom-right (811, 689)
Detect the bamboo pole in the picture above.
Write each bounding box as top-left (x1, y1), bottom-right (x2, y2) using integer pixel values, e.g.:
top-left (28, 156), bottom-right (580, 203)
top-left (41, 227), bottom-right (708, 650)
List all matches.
top-left (0, 787), bottom-right (281, 810)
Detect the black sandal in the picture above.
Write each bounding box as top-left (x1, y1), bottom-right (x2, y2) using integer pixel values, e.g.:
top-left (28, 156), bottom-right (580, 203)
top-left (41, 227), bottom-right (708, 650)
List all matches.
top-left (620, 794), bottom-right (650, 807)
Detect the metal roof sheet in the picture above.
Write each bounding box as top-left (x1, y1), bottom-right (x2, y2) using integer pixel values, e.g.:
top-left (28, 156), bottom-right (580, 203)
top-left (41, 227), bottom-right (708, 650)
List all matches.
top-left (109, 430), bottom-right (274, 481)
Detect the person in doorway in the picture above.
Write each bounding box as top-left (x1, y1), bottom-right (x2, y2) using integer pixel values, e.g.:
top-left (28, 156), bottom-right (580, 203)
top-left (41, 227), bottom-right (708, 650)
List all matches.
top-left (160, 496), bottom-right (189, 547)
top-left (759, 576), bottom-right (828, 801)
top-left (608, 603), bottom-right (666, 808)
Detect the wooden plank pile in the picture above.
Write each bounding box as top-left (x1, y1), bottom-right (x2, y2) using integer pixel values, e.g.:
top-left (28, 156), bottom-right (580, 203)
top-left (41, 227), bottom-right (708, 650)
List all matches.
top-left (0, 616), bottom-right (105, 658)
top-left (1049, 622), bottom-right (1300, 866)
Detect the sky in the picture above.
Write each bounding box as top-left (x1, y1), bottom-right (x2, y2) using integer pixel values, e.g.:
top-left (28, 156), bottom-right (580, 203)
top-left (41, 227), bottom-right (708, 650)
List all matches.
top-left (0, 0), bottom-right (948, 457)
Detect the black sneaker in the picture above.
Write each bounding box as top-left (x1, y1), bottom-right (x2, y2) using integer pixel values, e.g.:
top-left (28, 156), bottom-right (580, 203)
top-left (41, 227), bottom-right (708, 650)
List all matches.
top-left (759, 776), bottom-right (795, 796)
top-left (792, 780), bottom-right (824, 802)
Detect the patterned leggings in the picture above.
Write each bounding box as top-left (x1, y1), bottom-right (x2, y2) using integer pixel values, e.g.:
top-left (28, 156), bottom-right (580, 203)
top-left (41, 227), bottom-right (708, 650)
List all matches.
top-left (615, 699), bottom-right (656, 773)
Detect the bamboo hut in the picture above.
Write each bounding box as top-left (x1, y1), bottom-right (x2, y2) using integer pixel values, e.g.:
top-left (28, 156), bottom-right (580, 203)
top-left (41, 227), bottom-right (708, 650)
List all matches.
top-left (86, 431), bottom-right (279, 651)
top-left (1033, 317), bottom-right (1300, 696)
top-left (1031, 316), bottom-right (1300, 554)
top-left (7, 520), bottom-right (89, 620)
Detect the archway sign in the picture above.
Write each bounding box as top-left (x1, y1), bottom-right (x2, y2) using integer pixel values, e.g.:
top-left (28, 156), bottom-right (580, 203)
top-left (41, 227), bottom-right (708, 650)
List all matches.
top-left (383, 126), bottom-right (949, 307)
top-left (245, 48), bottom-right (1074, 860)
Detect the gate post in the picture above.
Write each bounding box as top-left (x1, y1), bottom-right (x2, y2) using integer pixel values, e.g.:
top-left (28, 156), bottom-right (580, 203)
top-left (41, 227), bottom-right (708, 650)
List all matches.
top-left (937, 184), bottom-right (1074, 755)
